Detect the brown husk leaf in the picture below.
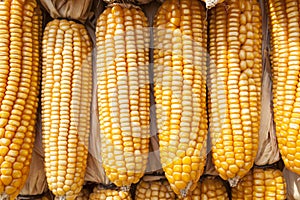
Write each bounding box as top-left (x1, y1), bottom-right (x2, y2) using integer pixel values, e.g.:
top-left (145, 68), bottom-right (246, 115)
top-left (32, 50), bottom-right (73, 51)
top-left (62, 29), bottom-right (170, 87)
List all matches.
top-left (283, 168), bottom-right (300, 200)
top-left (141, 1), bottom-right (163, 173)
top-left (40, 0), bottom-right (95, 22)
top-left (84, 0), bottom-right (111, 184)
top-left (255, 0), bottom-right (280, 166)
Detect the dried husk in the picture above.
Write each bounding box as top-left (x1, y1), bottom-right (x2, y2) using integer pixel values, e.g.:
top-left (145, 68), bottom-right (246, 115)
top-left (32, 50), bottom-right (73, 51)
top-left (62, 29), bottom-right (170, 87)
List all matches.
top-left (84, 0), bottom-right (111, 184)
top-left (204, 151), bottom-right (219, 176)
top-left (142, 1), bottom-right (163, 173)
top-left (255, 0), bottom-right (280, 166)
top-left (283, 168), bottom-right (300, 200)
top-left (40, 0), bottom-right (94, 22)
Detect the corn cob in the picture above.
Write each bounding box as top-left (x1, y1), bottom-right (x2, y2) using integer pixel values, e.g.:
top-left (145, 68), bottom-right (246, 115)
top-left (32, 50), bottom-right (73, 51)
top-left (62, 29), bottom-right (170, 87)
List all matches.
top-left (0, 0), bottom-right (41, 199)
top-left (232, 168), bottom-right (286, 199)
top-left (154, 0), bottom-right (207, 195)
top-left (178, 176), bottom-right (229, 200)
top-left (96, 4), bottom-right (150, 188)
top-left (153, 0), bottom-right (207, 196)
top-left (208, 0), bottom-right (262, 183)
top-left (269, 0), bottom-right (300, 175)
top-left (89, 186), bottom-right (131, 200)
top-left (135, 179), bottom-right (176, 200)
top-left (42, 19), bottom-right (92, 199)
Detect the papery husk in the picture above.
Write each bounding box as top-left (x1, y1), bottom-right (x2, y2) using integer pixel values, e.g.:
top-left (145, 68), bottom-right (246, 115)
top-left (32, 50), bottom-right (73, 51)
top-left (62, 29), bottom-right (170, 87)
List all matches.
top-left (204, 129), bottom-right (218, 176)
top-left (283, 168), bottom-right (300, 200)
top-left (142, 1), bottom-right (163, 173)
top-left (40, 0), bottom-right (94, 22)
top-left (255, 0), bottom-right (280, 166)
top-left (204, 151), bottom-right (219, 176)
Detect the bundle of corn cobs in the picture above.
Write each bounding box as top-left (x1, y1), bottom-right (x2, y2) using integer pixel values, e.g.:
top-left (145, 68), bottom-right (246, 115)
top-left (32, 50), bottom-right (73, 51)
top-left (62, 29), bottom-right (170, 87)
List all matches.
top-left (0, 0), bottom-right (299, 199)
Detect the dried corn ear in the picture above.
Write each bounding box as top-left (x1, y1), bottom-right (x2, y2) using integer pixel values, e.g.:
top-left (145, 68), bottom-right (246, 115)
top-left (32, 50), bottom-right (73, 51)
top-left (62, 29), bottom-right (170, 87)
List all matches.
top-left (96, 4), bottom-right (150, 188)
top-left (42, 19), bottom-right (92, 199)
top-left (208, 0), bottom-right (262, 183)
top-left (153, 0), bottom-right (208, 196)
top-left (0, 0), bottom-right (41, 199)
top-left (135, 178), bottom-right (176, 199)
top-left (232, 167), bottom-right (286, 199)
top-left (269, 0), bottom-right (300, 175)
top-left (89, 186), bottom-right (131, 200)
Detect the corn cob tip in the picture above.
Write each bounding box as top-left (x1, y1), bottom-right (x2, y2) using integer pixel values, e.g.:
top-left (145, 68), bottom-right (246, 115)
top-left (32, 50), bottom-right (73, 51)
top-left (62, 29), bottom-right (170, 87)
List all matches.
top-left (179, 181), bottom-right (193, 197)
top-left (57, 196), bottom-right (66, 200)
top-left (228, 176), bottom-right (240, 187)
top-left (120, 186), bottom-right (131, 192)
top-left (202, 0), bottom-right (225, 9)
top-left (0, 193), bottom-right (9, 200)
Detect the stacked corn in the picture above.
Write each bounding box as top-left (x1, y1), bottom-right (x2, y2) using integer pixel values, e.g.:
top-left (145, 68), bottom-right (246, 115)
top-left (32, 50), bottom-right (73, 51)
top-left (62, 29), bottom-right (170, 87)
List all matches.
top-left (231, 168), bottom-right (286, 199)
top-left (269, 0), bottom-right (300, 175)
top-left (135, 178), bottom-right (176, 199)
top-left (89, 186), bottom-right (131, 200)
top-left (0, 0), bottom-right (41, 199)
top-left (208, 0), bottom-right (262, 183)
top-left (153, 0), bottom-right (208, 196)
top-left (96, 3), bottom-right (150, 188)
top-left (42, 19), bottom-right (92, 199)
